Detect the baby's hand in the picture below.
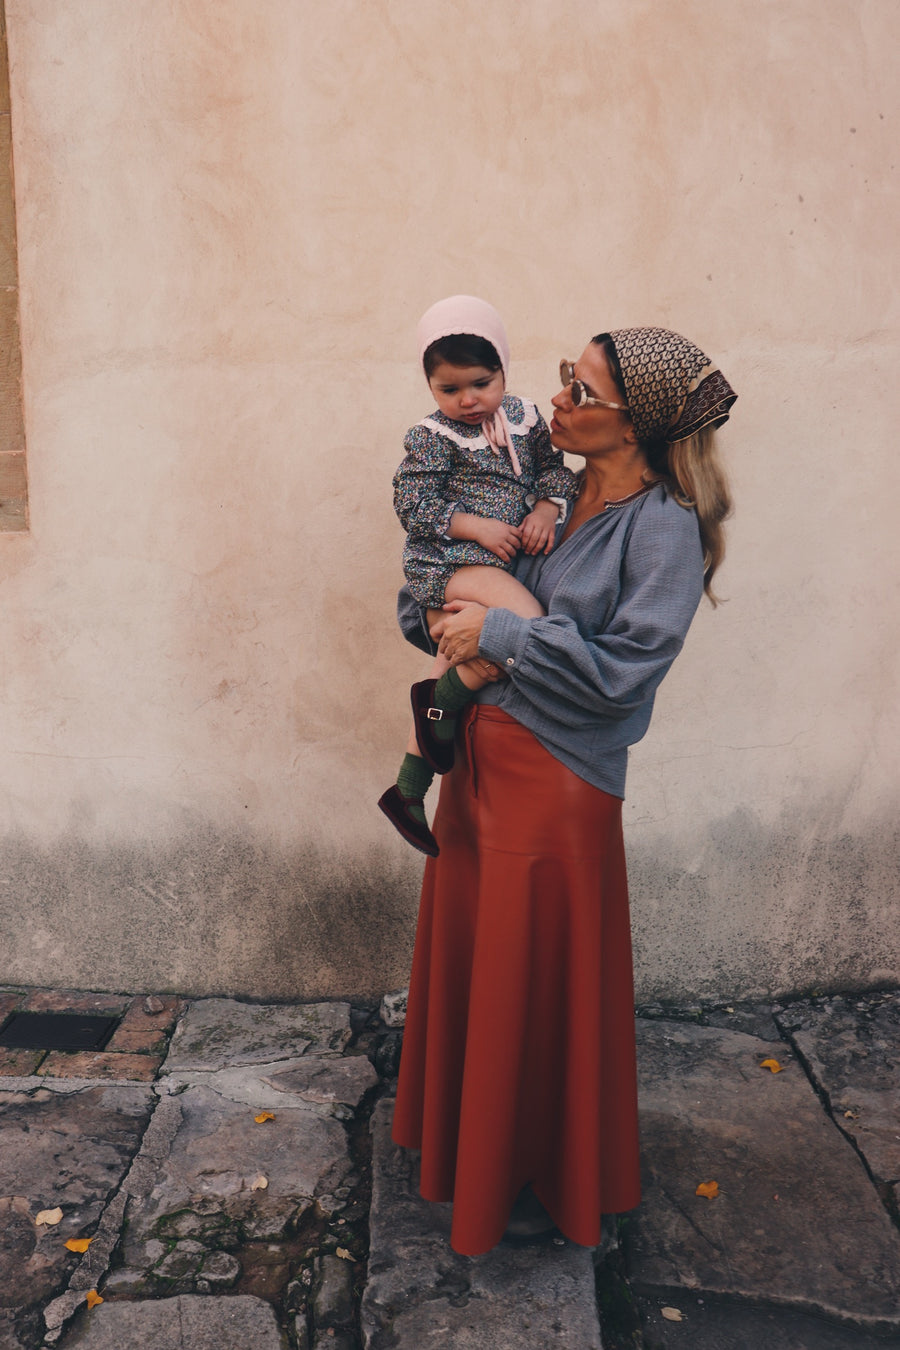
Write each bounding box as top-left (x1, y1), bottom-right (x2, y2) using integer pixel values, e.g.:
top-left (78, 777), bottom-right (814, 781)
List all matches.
top-left (520, 500), bottom-right (561, 555)
top-left (471, 517), bottom-right (523, 562)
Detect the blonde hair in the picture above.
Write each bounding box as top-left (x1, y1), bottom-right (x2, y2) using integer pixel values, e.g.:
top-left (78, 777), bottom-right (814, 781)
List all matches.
top-left (663, 425), bottom-right (732, 604)
top-left (595, 334), bottom-right (733, 602)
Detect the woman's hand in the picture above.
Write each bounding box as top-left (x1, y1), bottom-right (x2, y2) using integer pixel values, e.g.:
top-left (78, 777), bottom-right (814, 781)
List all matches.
top-left (430, 600), bottom-right (488, 666)
top-left (465, 658), bottom-right (505, 683)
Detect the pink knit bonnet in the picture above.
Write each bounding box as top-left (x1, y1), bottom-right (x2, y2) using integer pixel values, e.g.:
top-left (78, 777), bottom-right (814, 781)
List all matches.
top-left (416, 295), bottom-right (510, 378)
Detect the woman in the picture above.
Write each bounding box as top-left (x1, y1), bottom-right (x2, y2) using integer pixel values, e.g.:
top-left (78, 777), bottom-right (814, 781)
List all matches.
top-left (391, 326), bottom-right (736, 1255)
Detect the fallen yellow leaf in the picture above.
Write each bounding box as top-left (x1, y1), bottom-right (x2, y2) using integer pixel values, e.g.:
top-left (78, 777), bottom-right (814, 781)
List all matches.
top-left (64, 1238), bottom-right (93, 1253)
top-left (335, 1247), bottom-right (355, 1261)
top-left (251, 1175), bottom-right (268, 1191)
top-left (844, 1109), bottom-right (859, 1120)
top-left (661, 1307), bottom-right (684, 1322)
top-left (85, 1290), bottom-right (104, 1310)
top-left (760, 1058), bottom-right (783, 1073)
top-left (695, 1180), bottom-right (719, 1199)
top-left (35, 1208), bottom-right (64, 1227)
top-left (254, 1112), bottom-right (276, 1124)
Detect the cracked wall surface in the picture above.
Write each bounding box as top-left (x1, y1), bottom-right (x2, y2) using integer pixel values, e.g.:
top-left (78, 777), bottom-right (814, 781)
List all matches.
top-left (0, 0), bottom-right (898, 998)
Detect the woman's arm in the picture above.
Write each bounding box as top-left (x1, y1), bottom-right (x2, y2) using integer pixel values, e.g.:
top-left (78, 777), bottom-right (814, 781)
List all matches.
top-left (435, 498), bottom-right (705, 723)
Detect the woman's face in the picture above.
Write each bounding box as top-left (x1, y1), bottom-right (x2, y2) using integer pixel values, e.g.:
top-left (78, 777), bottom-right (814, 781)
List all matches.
top-left (549, 343), bottom-right (633, 456)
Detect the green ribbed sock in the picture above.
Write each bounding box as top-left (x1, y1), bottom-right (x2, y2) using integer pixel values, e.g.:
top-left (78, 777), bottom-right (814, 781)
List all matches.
top-left (396, 753), bottom-right (434, 821)
top-left (429, 666), bottom-right (474, 742)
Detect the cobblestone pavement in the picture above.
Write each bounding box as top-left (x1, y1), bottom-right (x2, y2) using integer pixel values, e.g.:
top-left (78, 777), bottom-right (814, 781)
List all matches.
top-left (0, 985), bottom-right (898, 1349)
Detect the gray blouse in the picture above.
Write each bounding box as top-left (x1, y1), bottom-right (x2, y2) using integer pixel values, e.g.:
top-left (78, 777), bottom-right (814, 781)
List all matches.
top-left (396, 481), bottom-right (705, 798)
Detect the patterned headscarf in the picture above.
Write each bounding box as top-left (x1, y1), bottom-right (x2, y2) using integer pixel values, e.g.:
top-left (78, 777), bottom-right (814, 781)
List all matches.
top-left (603, 327), bottom-right (737, 444)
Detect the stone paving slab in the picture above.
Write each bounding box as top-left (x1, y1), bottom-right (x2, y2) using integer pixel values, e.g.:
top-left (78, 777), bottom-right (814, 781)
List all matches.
top-left (42, 1004), bottom-right (374, 1339)
top-left (628, 1020), bottom-right (900, 1329)
top-left (58, 1294), bottom-right (289, 1349)
top-left (263, 1055), bottom-right (378, 1108)
top-left (363, 1100), bottom-right (603, 1350)
top-left (642, 1002), bottom-right (784, 1044)
top-left (0, 1308), bottom-right (43, 1350)
top-left (0, 1085), bottom-right (153, 1309)
top-left (2, 988), bottom-right (898, 1350)
top-left (43, 1093), bottom-right (191, 1339)
top-left (777, 991), bottom-right (900, 1186)
top-left (635, 1290), bottom-right (900, 1349)
top-left (163, 999), bottom-right (352, 1073)
top-left (117, 1083), bottom-right (354, 1280)
top-left (162, 1053), bottom-right (377, 1116)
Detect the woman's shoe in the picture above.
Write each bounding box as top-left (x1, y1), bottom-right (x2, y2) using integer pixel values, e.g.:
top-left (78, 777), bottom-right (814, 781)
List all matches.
top-left (410, 680), bottom-right (456, 775)
top-left (500, 1186), bottom-right (560, 1247)
top-left (500, 1223), bottom-right (561, 1248)
top-left (377, 785), bottom-right (439, 857)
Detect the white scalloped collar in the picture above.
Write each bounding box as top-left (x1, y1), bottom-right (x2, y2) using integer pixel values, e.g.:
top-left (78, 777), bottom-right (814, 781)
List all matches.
top-left (417, 397), bottom-right (539, 452)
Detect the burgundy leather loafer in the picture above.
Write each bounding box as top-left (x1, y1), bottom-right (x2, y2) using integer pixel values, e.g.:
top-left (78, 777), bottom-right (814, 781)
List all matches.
top-left (377, 785), bottom-right (439, 857)
top-left (410, 679), bottom-right (456, 775)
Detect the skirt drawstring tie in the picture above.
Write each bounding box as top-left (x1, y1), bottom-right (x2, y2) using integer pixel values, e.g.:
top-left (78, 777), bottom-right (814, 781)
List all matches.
top-left (463, 706), bottom-right (479, 797)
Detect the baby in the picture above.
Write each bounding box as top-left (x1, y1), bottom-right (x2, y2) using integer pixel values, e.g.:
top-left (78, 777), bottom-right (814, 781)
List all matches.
top-left (379, 295), bottom-right (577, 856)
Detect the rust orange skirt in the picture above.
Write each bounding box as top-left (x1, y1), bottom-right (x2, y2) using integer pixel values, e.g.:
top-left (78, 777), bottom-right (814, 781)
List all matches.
top-left (392, 705), bottom-right (641, 1255)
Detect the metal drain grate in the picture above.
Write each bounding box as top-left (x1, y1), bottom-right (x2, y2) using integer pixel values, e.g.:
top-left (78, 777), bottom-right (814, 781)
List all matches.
top-left (0, 1012), bottom-right (120, 1051)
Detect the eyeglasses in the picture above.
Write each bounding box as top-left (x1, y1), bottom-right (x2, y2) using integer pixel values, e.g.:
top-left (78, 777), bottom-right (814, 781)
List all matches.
top-left (559, 360), bottom-right (629, 411)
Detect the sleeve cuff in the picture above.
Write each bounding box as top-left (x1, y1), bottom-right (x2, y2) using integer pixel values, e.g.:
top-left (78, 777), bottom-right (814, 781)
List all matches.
top-left (439, 501), bottom-right (458, 542)
top-left (524, 493), bottom-right (569, 522)
top-left (478, 607), bottom-right (532, 671)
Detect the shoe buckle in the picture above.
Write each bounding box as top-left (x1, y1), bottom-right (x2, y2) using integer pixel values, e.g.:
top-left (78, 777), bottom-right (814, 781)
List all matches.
top-left (425, 707), bottom-right (444, 721)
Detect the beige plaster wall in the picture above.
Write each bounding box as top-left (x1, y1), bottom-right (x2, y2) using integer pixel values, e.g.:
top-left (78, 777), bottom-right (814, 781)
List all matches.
top-left (0, 0), bottom-right (897, 999)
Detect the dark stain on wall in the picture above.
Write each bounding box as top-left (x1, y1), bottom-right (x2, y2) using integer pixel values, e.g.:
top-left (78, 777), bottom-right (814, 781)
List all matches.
top-left (0, 824), bottom-right (421, 1000)
top-left (2, 802), bottom-right (897, 1002)
top-left (628, 803), bottom-right (900, 1003)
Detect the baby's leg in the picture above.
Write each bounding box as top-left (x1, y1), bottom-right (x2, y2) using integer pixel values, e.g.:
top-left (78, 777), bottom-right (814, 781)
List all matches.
top-left (407, 564), bottom-right (543, 733)
top-left (404, 641), bottom-right (450, 756)
top-left (439, 564), bottom-right (545, 690)
top-left (444, 564), bottom-right (545, 618)
top-left (381, 564), bottom-right (544, 855)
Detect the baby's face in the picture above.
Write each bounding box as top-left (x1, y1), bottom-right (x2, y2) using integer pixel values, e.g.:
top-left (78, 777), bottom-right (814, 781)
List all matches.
top-left (427, 361), bottom-right (505, 427)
